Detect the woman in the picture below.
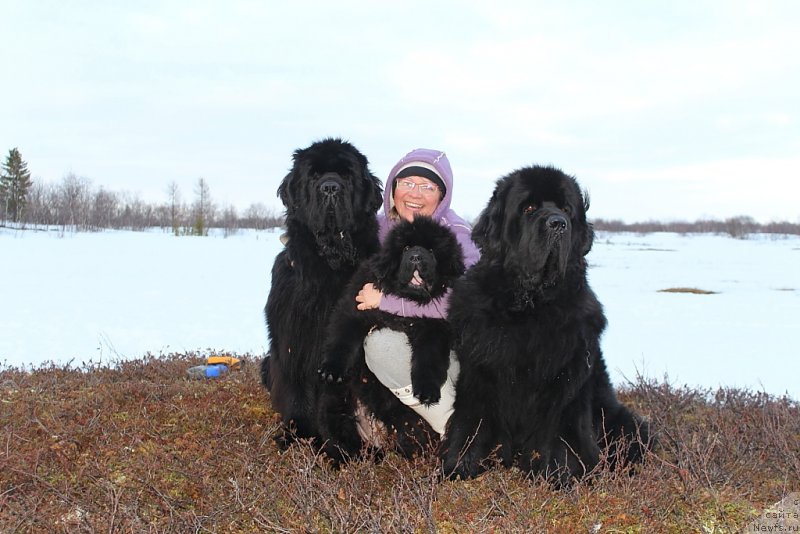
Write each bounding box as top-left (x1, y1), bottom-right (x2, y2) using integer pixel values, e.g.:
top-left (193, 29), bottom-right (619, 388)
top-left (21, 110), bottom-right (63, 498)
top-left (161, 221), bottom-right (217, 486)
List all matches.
top-left (356, 148), bottom-right (480, 435)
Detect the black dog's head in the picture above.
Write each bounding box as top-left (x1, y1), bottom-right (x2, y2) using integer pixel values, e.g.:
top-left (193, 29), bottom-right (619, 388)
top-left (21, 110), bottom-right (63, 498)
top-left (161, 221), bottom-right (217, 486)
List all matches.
top-left (472, 165), bottom-right (593, 292)
top-left (372, 217), bottom-right (465, 304)
top-left (278, 138), bottom-right (383, 235)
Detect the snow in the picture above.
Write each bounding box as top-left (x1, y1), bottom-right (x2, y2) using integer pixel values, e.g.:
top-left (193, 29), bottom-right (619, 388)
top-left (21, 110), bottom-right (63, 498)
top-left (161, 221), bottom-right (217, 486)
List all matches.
top-left (1, 226), bottom-right (798, 401)
top-left (589, 232), bottom-right (799, 400)
top-left (0, 227), bottom-right (275, 365)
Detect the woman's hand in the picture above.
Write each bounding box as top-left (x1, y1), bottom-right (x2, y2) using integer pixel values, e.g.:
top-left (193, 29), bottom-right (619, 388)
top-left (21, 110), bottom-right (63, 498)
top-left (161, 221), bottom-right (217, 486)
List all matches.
top-left (356, 282), bottom-right (382, 310)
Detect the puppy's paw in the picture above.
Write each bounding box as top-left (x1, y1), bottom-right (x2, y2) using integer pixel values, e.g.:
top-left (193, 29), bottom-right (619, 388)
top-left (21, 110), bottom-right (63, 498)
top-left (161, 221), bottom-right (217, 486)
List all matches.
top-left (413, 379), bottom-right (442, 406)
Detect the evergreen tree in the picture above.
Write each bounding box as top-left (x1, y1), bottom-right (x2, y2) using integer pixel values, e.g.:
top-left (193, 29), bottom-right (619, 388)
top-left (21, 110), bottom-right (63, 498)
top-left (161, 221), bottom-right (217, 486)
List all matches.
top-left (0, 148), bottom-right (34, 222)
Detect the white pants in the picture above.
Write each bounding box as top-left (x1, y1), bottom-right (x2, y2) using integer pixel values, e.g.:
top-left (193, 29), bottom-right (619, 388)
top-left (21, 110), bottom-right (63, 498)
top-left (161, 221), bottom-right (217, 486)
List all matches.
top-left (363, 328), bottom-right (459, 436)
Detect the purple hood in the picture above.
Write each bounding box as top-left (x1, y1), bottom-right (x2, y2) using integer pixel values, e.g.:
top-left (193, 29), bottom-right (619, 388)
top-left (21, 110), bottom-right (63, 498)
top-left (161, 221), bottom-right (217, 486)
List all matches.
top-left (378, 148), bottom-right (473, 246)
top-left (383, 148), bottom-right (454, 219)
top-left (375, 148), bottom-right (480, 317)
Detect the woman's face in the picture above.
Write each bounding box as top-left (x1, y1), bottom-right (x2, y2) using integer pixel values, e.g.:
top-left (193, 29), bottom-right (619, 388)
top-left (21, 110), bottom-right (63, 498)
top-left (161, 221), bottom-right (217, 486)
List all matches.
top-left (393, 176), bottom-right (442, 222)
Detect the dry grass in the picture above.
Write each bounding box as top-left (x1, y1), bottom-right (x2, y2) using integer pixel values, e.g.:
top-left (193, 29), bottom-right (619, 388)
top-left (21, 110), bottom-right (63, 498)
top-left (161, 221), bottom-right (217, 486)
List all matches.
top-left (1, 353), bottom-right (797, 533)
top-left (658, 287), bottom-right (719, 295)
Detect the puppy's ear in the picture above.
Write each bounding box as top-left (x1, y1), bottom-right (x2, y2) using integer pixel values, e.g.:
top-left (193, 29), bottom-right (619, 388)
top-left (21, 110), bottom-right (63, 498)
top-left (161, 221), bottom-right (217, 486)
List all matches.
top-left (471, 175), bottom-right (511, 256)
top-left (444, 242), bottom-right (467, 280)
top-left (369, 246), bottom-right (395, 286)
top-left (432, 224), bottom-right (466, 278)
top-left (371, 222), bottom-right (406, 283)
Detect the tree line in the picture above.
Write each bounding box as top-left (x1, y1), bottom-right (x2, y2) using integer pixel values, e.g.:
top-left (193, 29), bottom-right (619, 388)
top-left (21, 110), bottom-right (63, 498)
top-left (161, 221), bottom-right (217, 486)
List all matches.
top-left (591, 216), bottom-right (800, 238)
top-left (2, 147), bottom-right (798, 236)
top-left (0, 148), bottom-right (283, 235)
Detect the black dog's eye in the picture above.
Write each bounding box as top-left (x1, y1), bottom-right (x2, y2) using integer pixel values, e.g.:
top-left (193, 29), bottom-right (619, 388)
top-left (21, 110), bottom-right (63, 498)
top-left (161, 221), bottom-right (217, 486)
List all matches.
top-left (562, 205), bottom-right (572, 215)
top-left (523, 204), bottom-right (536, 215)
top-left (404, 246), bottom-right (410, 252)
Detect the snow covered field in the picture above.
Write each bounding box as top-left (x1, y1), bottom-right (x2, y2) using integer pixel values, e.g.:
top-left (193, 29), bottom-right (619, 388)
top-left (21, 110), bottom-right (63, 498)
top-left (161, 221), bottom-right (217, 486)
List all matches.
top-left (1, 226), bottom-right (798, 400)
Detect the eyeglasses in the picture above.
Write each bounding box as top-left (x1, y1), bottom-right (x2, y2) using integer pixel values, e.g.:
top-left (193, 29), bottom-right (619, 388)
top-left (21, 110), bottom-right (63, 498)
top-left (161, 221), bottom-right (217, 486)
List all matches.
top-left (396, 179), bottom-right (440, 196)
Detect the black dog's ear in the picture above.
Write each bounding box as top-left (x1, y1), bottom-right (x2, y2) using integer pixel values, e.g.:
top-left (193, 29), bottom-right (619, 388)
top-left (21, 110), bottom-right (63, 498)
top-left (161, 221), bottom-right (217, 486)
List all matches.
top-left (581, 189), bottom-right (594, 256)
top-left (584, 222), bottom-right (595, 256)
top-left (361, 152), bottom-right (384, 213)
top-left (472, 175), bottom-right (511, 256)
top-left (350, 146), bottom-right (383, 213)
top-left (349, 148), bottom-right (383, 214)
top-left (366, 172), bottom-right (384, 214)
top-left (278, 146), bottom-right (310, 211)
top-left (277, 170), bottom-right (293, 210)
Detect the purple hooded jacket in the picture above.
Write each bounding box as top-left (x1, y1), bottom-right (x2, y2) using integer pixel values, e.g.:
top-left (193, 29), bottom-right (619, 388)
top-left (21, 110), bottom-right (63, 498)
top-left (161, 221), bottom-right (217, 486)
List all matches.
top-left (377, 148), bottom-right (480, 318)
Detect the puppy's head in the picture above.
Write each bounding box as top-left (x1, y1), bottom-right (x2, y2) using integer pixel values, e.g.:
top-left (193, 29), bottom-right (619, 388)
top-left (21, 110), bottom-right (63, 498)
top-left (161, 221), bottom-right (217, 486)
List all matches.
top-left (372, 217), bottom-right (465, 303)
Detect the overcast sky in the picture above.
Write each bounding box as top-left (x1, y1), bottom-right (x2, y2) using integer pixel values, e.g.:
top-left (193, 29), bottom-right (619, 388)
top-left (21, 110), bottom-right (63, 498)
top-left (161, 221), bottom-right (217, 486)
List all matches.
top-left (3, 1), bottom-right (799, 223)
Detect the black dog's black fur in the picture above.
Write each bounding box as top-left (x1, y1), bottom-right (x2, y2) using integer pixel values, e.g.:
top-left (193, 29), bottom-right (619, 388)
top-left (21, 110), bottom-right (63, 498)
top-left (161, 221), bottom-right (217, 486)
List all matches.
top-left (262, 138), bottom-right (383, 446)
top-left (316, 217), bottom-right (465, 462)
top-left (441, 165), bottom-right (652, 484)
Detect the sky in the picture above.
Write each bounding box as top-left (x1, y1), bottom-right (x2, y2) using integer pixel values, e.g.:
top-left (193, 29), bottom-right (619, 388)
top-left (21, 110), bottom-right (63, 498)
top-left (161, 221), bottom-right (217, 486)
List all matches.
top-left (2, 1), bottom-right (800, 223)
top-left (2, 227), bottom-right (798, 401)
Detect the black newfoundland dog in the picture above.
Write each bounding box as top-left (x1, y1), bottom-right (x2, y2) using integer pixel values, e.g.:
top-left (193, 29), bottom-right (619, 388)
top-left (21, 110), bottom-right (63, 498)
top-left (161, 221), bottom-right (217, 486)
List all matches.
top-left (441, 165), bottom-right (652, 484)
top-left (262, 138), bottom-right (383, 445)
top-left (316, 216), bottom-right (465, 461)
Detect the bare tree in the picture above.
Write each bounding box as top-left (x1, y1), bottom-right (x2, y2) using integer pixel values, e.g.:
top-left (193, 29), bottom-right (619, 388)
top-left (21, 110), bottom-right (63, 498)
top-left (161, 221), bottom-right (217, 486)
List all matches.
top-left (220, 204), bottom-right (239, 237)
top-left (117, 192), bottom-right (155, 230)
top-left (91, 187), bottom-right (119, 231)
top-left (22, 182), bottom-right (47, 228)
top-left (191, 178), bottom-right (214, 236)
top-left (166, 181), bottom-right (183, 235)
top-left (59, 173), bottom-right (92, 232)
top-left (243, 202), bottom-right (282, 230)
top-left (724, 215), bottom-right (757, 239)
top-left (4, 171), bottom-right (290, 232)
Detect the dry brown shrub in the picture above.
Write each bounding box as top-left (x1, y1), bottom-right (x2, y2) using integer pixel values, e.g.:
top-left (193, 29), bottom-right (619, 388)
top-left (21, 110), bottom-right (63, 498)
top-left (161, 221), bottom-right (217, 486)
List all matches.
top-left (658, 287), bottom-right (718, 295)
top-left (1, 354), bottom-right (796, 532)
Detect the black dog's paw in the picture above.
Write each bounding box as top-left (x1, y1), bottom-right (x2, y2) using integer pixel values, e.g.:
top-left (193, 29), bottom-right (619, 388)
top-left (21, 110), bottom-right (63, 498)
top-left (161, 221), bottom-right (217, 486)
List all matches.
top-left (273, 426), bottom-right (297, 451)
top-left (441, 447), bottom-right (482, 481)
top-left (317, 358), bottom-right (347, 383)
top-left (413, 378), bottom-right (442, 406)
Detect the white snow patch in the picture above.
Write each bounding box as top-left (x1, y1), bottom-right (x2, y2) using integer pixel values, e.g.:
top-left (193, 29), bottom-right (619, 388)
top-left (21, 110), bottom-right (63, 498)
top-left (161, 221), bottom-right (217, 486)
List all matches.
top-left (1, 226), bottom-right (798, 400)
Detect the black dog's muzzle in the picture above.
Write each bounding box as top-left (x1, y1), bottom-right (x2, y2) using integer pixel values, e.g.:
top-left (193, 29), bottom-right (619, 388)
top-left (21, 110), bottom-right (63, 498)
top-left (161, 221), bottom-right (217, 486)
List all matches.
top-left (318, 172), bottom-right (344, 202)
top-left (546, 213), bottom-right (568, 234)
top-left (401, 246), bottom-right (436, 289)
